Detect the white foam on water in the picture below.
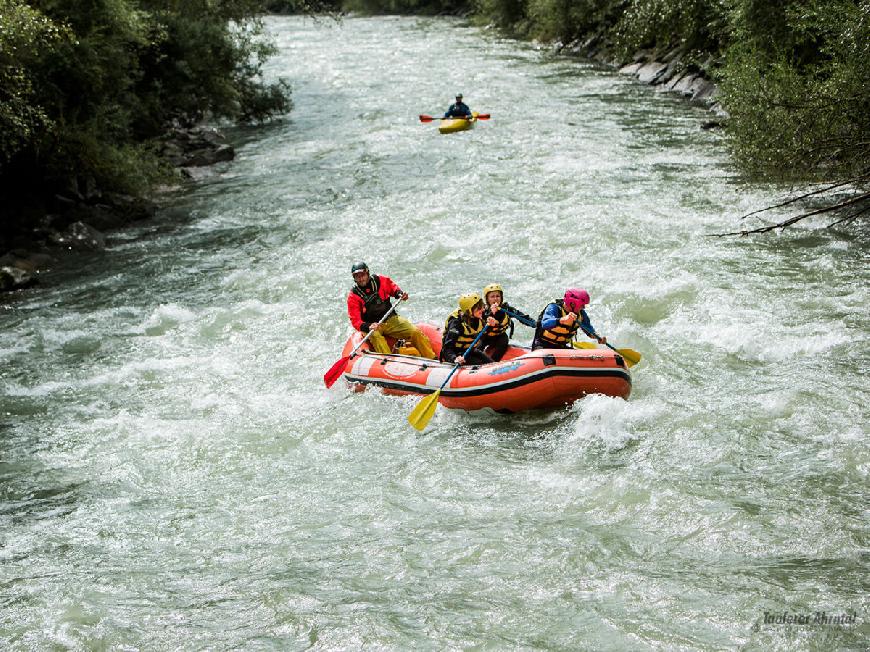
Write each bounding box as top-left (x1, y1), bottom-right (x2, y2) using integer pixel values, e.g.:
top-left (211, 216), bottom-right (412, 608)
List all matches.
top-left (138, 303), bottom-right (198, 335)
top-left (560, 393), bottom-right (665, 453)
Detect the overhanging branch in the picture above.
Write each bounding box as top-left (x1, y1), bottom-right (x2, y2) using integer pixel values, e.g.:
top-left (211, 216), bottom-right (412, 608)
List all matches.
top-left (712, 191), bottom-right (870, 236)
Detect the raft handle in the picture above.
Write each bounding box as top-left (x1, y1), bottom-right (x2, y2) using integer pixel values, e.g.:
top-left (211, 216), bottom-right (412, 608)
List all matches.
top-left (614, 355), bottom-right (625, 367)
top-left (542, 354), bottom-right (556, 366)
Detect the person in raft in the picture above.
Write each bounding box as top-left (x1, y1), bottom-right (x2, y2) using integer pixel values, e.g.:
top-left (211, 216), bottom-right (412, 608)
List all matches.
top-left (532, 288), bottom-right (607, 350)
top-left (444, 93), bottom-right (473, 120)
top-left (480, 283), bottom-right (535, 362)
top-left (441, 293), bottom-right (495, 366)
top-left (347, 261), bottom-right (436, 359)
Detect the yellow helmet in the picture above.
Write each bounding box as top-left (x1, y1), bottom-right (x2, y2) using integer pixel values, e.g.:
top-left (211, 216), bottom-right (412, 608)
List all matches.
top-left (458, 293), bottom-right (482, 313)
top-left (482, 283), bottom-right (503, 300)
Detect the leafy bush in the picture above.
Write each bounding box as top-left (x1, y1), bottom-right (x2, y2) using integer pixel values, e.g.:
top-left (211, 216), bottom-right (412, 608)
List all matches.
top-left (720, 0), bottom-right (870, 180)
top-left (614, 0), bottom-right (728, 56)
top-left (0, 1), bottom-right (71, 164)
top-left (1, 0), bottom-right (291, 217)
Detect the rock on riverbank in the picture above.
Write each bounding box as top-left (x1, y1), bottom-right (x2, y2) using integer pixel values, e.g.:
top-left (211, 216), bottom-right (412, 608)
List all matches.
top-left (548, 36), bottom-right (725, 120)
top-left (617, 49), bottom-right (724, 118)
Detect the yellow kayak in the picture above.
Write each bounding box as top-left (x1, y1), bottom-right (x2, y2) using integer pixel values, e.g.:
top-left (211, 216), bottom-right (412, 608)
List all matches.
top-left (439, 112), bottom-right (478, 135)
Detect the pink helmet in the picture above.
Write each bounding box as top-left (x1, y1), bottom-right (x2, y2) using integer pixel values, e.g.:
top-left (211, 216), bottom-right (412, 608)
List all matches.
top-left (564, 288), bottom-right (590, 311)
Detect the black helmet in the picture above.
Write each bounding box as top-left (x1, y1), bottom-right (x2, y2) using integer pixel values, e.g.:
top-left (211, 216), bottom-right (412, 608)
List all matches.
top-left (351, 261), bottom-right (368, 275)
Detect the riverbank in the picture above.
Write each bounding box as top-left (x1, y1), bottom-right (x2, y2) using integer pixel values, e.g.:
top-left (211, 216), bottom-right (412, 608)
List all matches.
top-left (533, 31), bottom-right (723, 120)
top-left (0, 126), bottom-right (235, 293)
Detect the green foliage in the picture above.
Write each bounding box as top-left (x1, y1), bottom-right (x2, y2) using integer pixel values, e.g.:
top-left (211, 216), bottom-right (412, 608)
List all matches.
top-left (474, 0), bottom-right (526, 31)
top-left (0, 1), bottom-right (71, 163)
top-left (48, 127), bottom-right (170, 195)
top-left (133, 1), bottom-right (291, 131)
top-left (0, 0), bottom-right (291, 213)
top-left (522, 0), bottom-right (623, 42)
top-left (720, 0), bottom-right (870, 180)
top-left (614, 0), bottom-right (728, 56)
top-left (342, 0), bottom-right (468, 13)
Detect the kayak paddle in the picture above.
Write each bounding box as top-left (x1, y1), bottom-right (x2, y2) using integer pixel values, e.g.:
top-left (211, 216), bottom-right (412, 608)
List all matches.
top-left (408, 326), bottom-right (489, 432)
top-left (418, 114), bottom-right (490, 122)
top-left (323, 300), bottom-right (402, 388)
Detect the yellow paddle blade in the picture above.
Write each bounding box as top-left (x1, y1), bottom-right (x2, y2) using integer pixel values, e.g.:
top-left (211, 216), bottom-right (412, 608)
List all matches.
top-left (618, 348), bottom-right (642, 367)
top-left (572, 341), bottom-right (642, 367)
top-left (408, 390), bottom-right (442, 432)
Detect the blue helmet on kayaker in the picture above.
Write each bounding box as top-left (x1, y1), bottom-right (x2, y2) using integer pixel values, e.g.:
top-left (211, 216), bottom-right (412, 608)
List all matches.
top-left (564, 288), bottom-right (590, 313)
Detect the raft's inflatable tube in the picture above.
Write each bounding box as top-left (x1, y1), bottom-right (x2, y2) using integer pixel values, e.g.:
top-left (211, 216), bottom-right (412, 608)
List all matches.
top-left (338, 323), bottom-right (631, 413)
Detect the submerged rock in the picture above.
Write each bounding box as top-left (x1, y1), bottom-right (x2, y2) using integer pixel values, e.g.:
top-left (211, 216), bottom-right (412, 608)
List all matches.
top-left (49, 221), bottom-right (106, 251)
top-left (0, 266), bottom-right (36, 291)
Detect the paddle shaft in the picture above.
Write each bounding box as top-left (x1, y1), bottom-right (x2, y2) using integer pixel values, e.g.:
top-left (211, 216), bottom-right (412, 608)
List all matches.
top-left (323, 298), bottom-right (404, 387)
top-left (419, 113), bottom-right (490, 122)
top-left (501, 307), bottom-right (536, 328)
top-left (578, 324), bottom-right (615, 352)
top-left (437, 325), bottom-right (490, 391)
top-left (575, 323), bottom-right (641, 366)
top-left (347, 299), bottom-right (401, 359)
top-left (407, 325), bottom-right (490, 431)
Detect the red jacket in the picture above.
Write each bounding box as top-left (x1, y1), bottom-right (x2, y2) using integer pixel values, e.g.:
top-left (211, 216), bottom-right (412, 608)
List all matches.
top-left (347, 274), bottom-right (402, 332)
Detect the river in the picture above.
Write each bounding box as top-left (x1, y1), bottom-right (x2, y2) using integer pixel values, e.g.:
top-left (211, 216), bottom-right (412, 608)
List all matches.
top-left (1, 15), bottom-right (867, 650)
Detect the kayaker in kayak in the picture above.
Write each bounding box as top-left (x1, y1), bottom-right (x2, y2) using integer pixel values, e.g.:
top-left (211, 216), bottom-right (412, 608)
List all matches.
top-left (480, 283), bottom-right (535, 361)
top-left (532, 288), bottom-right (607, 350)
top-left (444, 93), bottom-right (473, 120)
top-left (441, 293), bottom-right (495, 366)
top-left (347, 262), bottom-right (436, 359)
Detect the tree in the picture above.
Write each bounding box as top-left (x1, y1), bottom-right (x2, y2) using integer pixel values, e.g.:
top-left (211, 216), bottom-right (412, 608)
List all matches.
top-left (0, 0), bottom-right (291, 221)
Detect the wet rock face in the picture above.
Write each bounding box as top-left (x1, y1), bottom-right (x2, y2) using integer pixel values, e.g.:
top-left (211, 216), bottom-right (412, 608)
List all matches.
top-left (636, 61), bottom-right (669, 84)
top-left (574, 41), bottom-right (726, 118)
top-left (0, 265), bottom-right (36, 291)
top-left (2, 123), bottom-right (234, 294)
top-left (618, 53), bottom-right (724, 115)
top-left (160, 126), bottom-right (236, 168)
top-left (0, 251), bottom-right (55, 292)
top-left (49, 221), bottom-right (106, 251)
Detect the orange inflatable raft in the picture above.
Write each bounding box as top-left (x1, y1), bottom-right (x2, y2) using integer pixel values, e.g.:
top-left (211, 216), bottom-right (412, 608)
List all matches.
top-left (338, 323), bottom-right (631, 413)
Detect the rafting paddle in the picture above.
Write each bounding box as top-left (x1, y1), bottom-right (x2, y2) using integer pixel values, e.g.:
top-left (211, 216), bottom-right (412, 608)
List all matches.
top-left (572, 329), bottom-right (642, 368)
top-left (501, 307), bottom-right (537, 328)
top-left (418, 114), bottom-right (490, 122)
top-left (407, 326), bottom-right (489, 432)
top-left (323, 301), bottom-right (402, 388)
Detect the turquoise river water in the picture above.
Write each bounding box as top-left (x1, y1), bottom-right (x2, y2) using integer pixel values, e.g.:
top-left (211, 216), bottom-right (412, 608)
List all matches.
top-left (1, 15), bottom-right (867, 651)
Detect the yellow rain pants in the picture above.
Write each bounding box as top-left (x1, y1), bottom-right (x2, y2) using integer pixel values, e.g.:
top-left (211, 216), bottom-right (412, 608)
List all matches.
top-left (368, 315), bottom-right (436, 359)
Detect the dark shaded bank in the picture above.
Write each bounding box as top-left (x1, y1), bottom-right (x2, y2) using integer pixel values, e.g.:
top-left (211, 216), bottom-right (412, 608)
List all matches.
top-left (0, 1), bottom-right (292, 292)
top-left (0, 126), bottom-right (238, 292)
